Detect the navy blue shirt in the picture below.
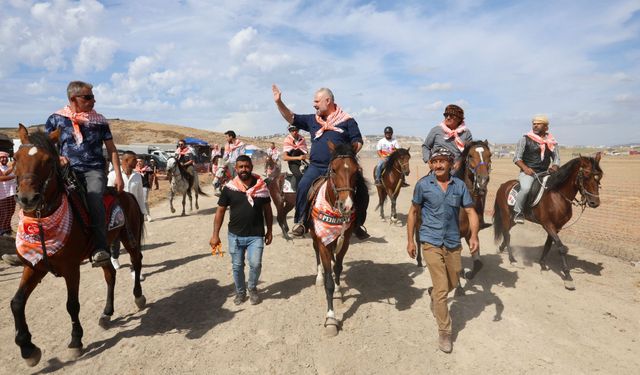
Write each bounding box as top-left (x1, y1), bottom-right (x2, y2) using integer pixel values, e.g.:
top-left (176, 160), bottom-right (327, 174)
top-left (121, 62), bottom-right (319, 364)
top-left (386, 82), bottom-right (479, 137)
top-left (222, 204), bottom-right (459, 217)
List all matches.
top-left (45, 113), bottom-right (113, 173)
top-left (412, 173), bottom-right (473, 248)
top-left (292, 114), bottom-right (363, 167)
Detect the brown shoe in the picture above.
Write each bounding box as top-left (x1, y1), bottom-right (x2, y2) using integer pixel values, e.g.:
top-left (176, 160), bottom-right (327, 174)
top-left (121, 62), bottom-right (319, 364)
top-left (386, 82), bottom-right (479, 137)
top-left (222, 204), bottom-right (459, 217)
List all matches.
top-left (438, 333), bottom-right (452, 353)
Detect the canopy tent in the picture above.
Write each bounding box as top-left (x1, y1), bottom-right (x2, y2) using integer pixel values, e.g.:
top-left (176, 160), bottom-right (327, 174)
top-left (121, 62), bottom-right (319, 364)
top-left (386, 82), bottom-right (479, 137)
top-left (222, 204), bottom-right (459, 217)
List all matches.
top-left (183, 137), bottom-right (209, 146)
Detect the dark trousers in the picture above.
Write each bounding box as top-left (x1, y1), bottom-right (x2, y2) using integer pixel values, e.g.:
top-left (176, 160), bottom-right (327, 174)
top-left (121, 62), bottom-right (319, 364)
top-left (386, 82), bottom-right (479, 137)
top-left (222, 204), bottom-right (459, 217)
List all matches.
top-left (288, 161), bottom-right (303, 191)
top-left (294, 163), bottom-right (368, 227)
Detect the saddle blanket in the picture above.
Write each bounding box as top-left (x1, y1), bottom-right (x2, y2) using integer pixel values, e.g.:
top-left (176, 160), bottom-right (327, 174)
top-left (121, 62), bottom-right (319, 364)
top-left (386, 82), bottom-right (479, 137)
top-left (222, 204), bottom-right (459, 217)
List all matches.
top-left (312, 181), bottom-right (355, 246)
top-left (507, 175), bottom-right (549, 208)
top-left (16, 195), bottom-right (125, 267)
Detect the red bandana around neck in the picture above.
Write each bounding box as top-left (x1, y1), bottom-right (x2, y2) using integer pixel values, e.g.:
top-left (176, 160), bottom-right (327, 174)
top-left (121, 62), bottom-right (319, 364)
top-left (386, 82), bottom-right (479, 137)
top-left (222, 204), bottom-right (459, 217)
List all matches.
top-left (283, 134), bottom-right (308, 154)
top-left (225, 139), bottom-right (245, 154)
top-left (55, 105), bottom-right (107, 145)
top-left (314, 104), bottom-right (351, 139)
top-left (439, 121), bottom-right (467, 151)
top-left (224, 174), bottom-right (270, 206)
top-left (526, 131), bottom-right (557, 159)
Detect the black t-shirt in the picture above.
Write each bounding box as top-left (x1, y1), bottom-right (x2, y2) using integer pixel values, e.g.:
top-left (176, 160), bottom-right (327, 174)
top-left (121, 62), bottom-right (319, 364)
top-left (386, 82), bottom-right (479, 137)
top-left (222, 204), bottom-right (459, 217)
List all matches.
top-left (218, 183), bottom-right (271, 236)
top-left (286, 149), bottom-right (305, 167)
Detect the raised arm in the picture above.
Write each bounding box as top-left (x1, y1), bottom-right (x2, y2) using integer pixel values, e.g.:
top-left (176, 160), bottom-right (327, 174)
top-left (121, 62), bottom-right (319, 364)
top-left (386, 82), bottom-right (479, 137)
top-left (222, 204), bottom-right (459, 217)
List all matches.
top-left (272, 84), bottom-right (294, 124)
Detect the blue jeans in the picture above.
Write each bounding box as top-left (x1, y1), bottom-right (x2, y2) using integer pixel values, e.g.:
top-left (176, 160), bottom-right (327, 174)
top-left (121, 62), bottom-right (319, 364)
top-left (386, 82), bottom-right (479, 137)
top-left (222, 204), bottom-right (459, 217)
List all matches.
top-left (514, 172), bottom-right (535, 214)
top-left (375, 158), bottom-right (388, 182)
top-left (228, 233), bottom-right (264, 295)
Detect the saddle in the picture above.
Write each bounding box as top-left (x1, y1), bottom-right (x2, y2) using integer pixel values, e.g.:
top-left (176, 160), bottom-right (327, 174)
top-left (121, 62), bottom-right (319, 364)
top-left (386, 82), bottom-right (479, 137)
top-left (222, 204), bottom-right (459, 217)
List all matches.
top-left (304, 176), bottom-right (328, 225)
top-left (67, 187), bottom-right (126, 234)
top-left (507, 173), bottom-right (550, 211)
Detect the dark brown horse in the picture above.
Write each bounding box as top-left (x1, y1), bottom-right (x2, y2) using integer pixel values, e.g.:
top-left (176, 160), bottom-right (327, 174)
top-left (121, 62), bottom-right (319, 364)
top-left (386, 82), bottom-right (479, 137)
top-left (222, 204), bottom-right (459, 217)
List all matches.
top-left (264, 157), bottom-right (295, 240)
top-left (10, 124), bottom-right (145, 367)
top-left (493, 154), bottom-right (603, 290)
top-left (416, 140), bottom-right (492, 285)
top-left (309, 142), bottom-right (359, 336)
top-left (374, 148), bottom-right (411, 223)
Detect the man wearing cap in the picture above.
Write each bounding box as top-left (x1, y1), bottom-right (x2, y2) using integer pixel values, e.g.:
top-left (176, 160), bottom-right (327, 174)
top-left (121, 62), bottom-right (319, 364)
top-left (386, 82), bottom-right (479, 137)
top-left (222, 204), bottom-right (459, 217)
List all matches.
top-left (406, 147), bottom-right (479, 353)
top-left (422, 104), bottom-right (472, 173)
top-left (374, 126), bottom-right (409, 187)
top-left (0, 151), bottom-right (16, 236)
top-left (282, 125), bottom-right (308, 191)
top-left (512, 115), bottom-right (560, 224)
top-left (272, 84), bottom-right (370, 240)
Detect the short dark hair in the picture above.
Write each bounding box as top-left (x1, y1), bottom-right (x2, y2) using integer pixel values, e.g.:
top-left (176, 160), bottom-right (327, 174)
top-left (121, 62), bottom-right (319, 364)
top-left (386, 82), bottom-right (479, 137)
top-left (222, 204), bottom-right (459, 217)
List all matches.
top-left (224, 130), bottom-right (236, 138)
top-left (178, 139), bottom-right (186, 144)
top-left (122, 150), bottom-right (137, 158)
top-left (236, 155), bottom-right (252, 164)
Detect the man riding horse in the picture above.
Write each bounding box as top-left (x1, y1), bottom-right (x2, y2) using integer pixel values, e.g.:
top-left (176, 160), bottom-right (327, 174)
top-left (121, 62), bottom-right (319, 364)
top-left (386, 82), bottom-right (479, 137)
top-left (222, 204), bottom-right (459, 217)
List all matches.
top-left (272, 84), bottom-right (370, 240)
top-left (512, 115), bottom-right (560, 224)
top-left (374, 126), bottom-right (409, 188)
top-left (175, 139), bottom-right (197, 186)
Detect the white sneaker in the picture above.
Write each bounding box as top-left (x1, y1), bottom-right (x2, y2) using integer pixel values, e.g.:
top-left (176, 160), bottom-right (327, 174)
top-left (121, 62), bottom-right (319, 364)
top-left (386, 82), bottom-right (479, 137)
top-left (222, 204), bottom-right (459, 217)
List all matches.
top-left (111, 257), bottom-right (121, 270)
top-left (131, 271), bottom-right (145, 281)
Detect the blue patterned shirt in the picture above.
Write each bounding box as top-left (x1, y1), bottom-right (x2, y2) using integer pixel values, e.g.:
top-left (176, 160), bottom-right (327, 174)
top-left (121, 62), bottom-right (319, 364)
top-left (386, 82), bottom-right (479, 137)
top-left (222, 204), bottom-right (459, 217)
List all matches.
top-left (45, 113), bottom-right (113, 173)
top-left (412, 173), bottom-right (473, 248)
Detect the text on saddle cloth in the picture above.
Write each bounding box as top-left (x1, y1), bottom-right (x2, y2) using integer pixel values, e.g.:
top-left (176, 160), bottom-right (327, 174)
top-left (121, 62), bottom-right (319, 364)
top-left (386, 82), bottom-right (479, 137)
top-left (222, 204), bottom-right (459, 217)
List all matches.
top-left (312, 181), bottom-right (355, 246)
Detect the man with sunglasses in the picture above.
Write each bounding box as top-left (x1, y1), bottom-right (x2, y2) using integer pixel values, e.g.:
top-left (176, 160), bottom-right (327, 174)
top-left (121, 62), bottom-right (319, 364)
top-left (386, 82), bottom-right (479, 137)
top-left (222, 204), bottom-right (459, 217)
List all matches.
top-left (45, 81), bottom-right (124, 268)
top-left (421, 104), bottom-right (472, 173)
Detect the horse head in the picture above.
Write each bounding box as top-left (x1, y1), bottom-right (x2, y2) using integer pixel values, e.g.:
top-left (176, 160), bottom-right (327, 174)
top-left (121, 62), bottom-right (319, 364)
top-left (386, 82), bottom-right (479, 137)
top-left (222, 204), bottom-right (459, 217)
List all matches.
top-left (464, 140), bottom-right (492, 195)
top-left (393, 148), bottom-right (411, 176)
top-left (327, 141), bottom-right (358, 216)
top-left (13, 124), bottom-right (62, 213)
top-left (213, 165), bottom-right (229, 189)
top-left (577, 153), bottom-right (603, 208)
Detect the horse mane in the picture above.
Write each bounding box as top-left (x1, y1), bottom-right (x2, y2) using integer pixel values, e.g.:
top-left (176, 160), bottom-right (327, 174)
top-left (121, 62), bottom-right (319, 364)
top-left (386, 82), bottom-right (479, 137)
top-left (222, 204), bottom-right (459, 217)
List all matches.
top-left (331, 143), bottom-right (355, 158)
top-left (387, 148), bottom-right (410, 165)
top-left (28, 131), bottom-right (60, 161)
top-left (546, 156), bottom-right (601, 190)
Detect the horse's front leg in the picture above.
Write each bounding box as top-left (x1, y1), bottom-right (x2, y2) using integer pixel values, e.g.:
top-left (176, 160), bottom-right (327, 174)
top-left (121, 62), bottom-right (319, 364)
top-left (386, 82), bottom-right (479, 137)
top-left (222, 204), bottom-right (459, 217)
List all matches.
top-left (187, 190), bottom-right (193, 212)
top-left (11, 267), bottom-right (46, 367)
top-left (169, 190), bottom-right (176, 213)
top-left (181, 192), bottom-right (187, 216)
top-left (98, 263), bottom-right (116, 329)
top-left (319, 245), bottom-right (339, 336)
top-left (63, 266), bottom-right (84, 359)
top-left (390, 196), bottom-right (397, 223)
top-left (543, 228), bottom-right (574, 290)
top-left (539, 235), bottom-right (554, 271)
top-left (194, 185), bottom-right (199, 210)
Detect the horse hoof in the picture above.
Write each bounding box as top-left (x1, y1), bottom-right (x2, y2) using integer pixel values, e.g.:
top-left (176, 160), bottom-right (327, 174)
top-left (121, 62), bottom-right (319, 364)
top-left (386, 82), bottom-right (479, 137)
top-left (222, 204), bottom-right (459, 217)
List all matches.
top-left (98, 314), bottom-right (111, 329)
top-left (564, 280), bottom-right (576, 290)
top-left (25, 346), bottom-right (42, 367)
top-left (323, 318), bottom-right (339, 337)
top-left (68, 347), bottom-right (83, 360)
top-left (135, 295), bottom-right (147, 310)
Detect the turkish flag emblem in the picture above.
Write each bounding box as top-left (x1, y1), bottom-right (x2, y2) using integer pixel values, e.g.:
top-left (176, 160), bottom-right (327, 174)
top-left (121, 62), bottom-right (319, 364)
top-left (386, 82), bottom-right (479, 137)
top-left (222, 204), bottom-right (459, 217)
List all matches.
top-left (24, 223), bottom-right (39, 236)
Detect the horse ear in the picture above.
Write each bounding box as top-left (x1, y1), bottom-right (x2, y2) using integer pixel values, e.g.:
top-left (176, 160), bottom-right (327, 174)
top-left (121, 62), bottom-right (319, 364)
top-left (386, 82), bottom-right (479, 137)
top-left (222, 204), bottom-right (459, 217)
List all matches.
top-left (18, 123), bottom-right (29, 144)
top-left (406, 146), bottom-right (411, 152)
top-left (484, 139), bottom-right (489, 145)
top-left (594, 151), bottom-right (602, 163)
top-left (49, 128), bottom-right (60, 144)
top-left (327, 141), bottom-right (335, 153)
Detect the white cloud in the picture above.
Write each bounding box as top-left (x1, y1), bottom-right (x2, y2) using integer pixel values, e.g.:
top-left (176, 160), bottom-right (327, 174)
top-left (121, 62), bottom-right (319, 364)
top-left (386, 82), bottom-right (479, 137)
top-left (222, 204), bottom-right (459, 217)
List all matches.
top-left (426, 101), bottom-right (444, 111)
top-left (245, 51), bottom-right (291, 72)
top-left (229, 27), bottom-right (257, 55)
top-left (420, 82), bottom-right (453, 91)
top-left (74, 36), bottom-right (118, 73)
top-left (25, 78), bottom-right (47, 94)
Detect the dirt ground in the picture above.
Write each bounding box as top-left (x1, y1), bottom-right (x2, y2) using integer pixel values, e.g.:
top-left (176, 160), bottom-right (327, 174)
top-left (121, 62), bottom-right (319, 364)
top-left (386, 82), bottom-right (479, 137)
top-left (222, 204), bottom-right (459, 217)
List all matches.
top-left (0, 156), bottom-right (639, 374)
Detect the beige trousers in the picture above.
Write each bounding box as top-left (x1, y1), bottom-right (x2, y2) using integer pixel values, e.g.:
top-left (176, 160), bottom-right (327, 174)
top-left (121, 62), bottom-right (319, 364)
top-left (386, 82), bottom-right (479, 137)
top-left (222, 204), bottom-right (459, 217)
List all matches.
top-left (422, 243), bottom-right (462, 334)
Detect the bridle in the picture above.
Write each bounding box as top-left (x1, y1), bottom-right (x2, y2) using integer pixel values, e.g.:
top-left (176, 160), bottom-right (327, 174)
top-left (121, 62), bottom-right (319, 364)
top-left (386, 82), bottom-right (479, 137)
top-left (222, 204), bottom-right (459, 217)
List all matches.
top-left (465, 147), bottom-right (491, 195)
top-left (14, 143), bottom-right (60, 215)
top-left (327, 154), bottom-right (357, 215)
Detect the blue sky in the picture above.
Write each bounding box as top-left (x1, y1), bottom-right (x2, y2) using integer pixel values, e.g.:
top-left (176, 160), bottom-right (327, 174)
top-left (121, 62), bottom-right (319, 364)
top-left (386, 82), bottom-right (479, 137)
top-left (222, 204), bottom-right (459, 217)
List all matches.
top-left (1, 0), bottom-right (639, 146)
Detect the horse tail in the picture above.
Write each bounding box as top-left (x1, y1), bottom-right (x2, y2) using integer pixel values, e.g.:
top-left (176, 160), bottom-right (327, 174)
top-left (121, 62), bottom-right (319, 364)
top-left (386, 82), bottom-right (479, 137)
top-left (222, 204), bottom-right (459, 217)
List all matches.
top-left (493, 184), bottom-right (505, 244)
top-left (195, 184), bottom-right (209, 197)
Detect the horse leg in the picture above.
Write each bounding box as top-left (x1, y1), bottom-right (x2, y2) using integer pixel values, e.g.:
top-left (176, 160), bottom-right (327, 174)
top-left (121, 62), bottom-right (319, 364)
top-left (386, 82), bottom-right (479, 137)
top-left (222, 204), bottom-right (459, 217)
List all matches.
top-left (333, 239), bottom-right (350, 300)
top-left (169, 191), bottom-right (176, 213)
top-left (319, 246), bottom-right (338, 336)
top-left (539, 235), bottom-right (554, 271)
top-left (278, 208), bottom-right (292, 241)
top-left (181, 192), bottom-right (187, 216)
top-left (187, 190), bottom-right (193, 212)
top-left (314, 243), bottom-right (323, 286)
top-left (543, 228), bottom-right (574, 290)
top-left (98, 263), bottom-right (116, 329)
top-left (11, 267), bottom-right (46, 366)
top-left (376, 187), bottom-right (386, 220)
top-left (121, 216), bottom-right (146, 309)
top-left (390, 196), bottom-right (397, 223)
top-left (63, 266), bottom-right (84, 359)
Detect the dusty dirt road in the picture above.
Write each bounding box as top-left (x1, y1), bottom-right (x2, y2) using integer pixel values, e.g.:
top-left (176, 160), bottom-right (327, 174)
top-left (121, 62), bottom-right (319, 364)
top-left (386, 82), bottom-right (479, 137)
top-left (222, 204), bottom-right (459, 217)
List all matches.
top-left (1, 158), bottom-right (639, 375)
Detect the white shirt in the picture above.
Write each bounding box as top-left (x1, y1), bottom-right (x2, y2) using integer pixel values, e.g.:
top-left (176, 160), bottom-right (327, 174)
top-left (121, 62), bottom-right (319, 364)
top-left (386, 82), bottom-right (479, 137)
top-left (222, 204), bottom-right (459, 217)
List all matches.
top-left (0, 164), bottom-right (16, 199)
top-left (376, 137), bottom-right (400, 158)
top-left (266, 147), bottom-right (280, 161)
top-left (107, 169), bottom-right (147, 215)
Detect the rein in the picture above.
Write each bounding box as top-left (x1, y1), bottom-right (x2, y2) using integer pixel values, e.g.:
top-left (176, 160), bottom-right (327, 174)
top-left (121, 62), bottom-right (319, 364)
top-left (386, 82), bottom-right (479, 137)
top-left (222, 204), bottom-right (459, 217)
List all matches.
top-left (326, 154), bottom-right (357, 219)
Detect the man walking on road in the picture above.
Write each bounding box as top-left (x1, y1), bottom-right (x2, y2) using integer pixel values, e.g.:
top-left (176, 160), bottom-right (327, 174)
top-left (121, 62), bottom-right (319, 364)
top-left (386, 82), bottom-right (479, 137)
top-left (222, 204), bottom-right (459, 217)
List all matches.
top-left (210, 155), bottom-right (273, 305)
top-left (406, 148), bottom-right (479, 353)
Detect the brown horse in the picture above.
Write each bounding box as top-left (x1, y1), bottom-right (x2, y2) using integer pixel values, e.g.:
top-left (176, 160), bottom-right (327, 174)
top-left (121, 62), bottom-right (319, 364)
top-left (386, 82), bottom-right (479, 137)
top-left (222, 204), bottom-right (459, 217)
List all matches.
top-left (264, 157), bottom-right (295, 240)
top-left (416, 140), bottom-right (492, 285)
top-left (309, 142), bottom-right (359, 336)
top-left (374, 148), bottom-right (411, 223)
top-left (493, 154), bottom-right (603, 290)
top-left (10, 125), bottom-right (145, 367)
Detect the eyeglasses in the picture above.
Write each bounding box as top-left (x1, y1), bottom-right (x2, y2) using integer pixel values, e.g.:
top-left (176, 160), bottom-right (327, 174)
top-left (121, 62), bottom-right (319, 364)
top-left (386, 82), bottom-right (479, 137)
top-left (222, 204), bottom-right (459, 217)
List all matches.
top-left (443, 113), bottom-right (458, 119)
top-left (75, 94), bottom-right (95, 100)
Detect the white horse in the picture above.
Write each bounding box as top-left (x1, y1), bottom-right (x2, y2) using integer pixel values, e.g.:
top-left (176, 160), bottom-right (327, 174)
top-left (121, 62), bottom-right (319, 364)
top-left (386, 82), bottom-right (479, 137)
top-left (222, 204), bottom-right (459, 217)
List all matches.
top-left (166, 157), bottom-right (206, 216)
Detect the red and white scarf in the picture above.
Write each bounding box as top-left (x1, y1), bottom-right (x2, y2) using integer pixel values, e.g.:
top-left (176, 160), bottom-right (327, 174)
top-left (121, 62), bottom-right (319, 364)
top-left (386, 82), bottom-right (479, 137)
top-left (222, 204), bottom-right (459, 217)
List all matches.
top-left (55, 105), bottom-right (107, 145)
top-left (224, 174), bottom-right (270, 206)
top-left (439, 121), bottom-right (467, 151)
top-left (224, 139), bottom-right (245, 154)
top-left (283, 134), bottom-right (308, 154)
top-left (314, 105), bottom-right (351, 140)
top-left (312, 181), bottom-right (355, 246)
top-left (176, 146), bottom-right (192, 156)
top-left (135, 165), bottom-right (150, 174)
top-left (16, 197), bottom-right (73, 266)
top-left (526, 131), bottom-right (557, 159)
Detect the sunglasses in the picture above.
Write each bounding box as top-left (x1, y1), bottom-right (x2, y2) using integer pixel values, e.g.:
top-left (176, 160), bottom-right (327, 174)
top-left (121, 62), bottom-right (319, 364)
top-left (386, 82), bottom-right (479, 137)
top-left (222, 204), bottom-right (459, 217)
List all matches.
top-left (75, 94), bottom-right (95, 100)
top-left (443, 113), bottom-right (458, 118)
